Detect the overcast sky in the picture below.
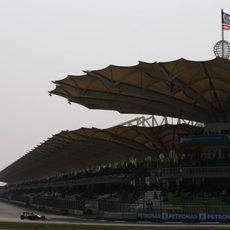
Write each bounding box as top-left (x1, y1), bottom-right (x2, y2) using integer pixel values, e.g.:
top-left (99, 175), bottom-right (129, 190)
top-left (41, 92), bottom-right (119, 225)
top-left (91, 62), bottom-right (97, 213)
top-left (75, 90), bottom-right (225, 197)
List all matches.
top-left (0, 0), bottom-right (229, 183)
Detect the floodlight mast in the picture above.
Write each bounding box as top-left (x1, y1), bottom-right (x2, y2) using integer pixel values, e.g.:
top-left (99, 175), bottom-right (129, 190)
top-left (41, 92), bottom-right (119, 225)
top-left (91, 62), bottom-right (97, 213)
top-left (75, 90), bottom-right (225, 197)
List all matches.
top-left (222, 9), bottom-right (224, 56)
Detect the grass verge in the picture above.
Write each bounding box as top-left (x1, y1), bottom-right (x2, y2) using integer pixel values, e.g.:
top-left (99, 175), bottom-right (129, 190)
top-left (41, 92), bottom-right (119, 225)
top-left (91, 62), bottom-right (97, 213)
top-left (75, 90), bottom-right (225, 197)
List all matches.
top-left (0, 222), bottom-right (230, 230)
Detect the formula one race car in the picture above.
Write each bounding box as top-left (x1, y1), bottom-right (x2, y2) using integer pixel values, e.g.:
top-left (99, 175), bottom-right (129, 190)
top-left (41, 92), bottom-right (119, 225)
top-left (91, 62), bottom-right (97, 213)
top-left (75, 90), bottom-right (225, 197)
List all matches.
top-left (20, 212), bottom-right (46, 220)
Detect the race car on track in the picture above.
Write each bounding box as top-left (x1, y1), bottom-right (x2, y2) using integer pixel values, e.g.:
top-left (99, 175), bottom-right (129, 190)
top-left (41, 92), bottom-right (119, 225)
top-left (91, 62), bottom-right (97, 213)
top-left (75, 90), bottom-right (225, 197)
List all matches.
top-left (20, 212), bottom-right (46, 220)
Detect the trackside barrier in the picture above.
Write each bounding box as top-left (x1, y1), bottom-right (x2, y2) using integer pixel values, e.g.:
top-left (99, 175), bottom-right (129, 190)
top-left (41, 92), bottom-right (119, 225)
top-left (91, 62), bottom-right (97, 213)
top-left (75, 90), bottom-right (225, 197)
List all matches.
top-left (137, 211), bottom-right (230, 223)
top-left (30, 203), bottom-right (83, 215)
top-left (0, 198), bottom-right (26, 206)
top-left (33, 196), bottom-right (84, 211)
top-left (33, 197), bottom-right (97, 214)
top-left (100, 211), bottom-right (136, 220)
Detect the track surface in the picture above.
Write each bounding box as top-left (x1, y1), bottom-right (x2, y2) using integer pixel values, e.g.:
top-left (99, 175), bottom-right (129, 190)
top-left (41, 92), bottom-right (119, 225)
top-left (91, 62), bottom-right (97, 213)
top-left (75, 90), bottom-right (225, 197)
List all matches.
top-left (0, 201), bottom-right (78, 224)
top-left (1, 201), bottom-right (230, 227)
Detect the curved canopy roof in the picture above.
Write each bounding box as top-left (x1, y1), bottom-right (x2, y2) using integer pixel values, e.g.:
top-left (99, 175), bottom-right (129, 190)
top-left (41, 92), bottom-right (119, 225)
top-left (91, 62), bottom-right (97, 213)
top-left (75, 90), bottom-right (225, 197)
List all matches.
top-left (50, 58), bottom-right (230, 123)
top-left (0, 124), bottom-right (202, 184)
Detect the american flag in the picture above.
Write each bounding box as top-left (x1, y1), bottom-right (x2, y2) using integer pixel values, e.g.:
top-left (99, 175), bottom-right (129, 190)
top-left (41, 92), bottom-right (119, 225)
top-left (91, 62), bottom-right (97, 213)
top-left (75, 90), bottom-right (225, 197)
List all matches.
top-left (223, 12), bottom-right (230, 30)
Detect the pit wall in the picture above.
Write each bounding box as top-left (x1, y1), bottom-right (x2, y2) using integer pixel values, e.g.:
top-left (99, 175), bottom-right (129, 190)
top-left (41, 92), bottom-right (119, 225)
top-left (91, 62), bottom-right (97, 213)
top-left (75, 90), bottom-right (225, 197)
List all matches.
top-left (0, 198), bottom-right (83, 215)
top-left (0, 198), bottom-right (26, 206)
top-left (30, 203), bottom-right (83, 215)
top-left (99, 211), bottom-right (136, 220)
top-left (137, 211), bottom-right (230, 223)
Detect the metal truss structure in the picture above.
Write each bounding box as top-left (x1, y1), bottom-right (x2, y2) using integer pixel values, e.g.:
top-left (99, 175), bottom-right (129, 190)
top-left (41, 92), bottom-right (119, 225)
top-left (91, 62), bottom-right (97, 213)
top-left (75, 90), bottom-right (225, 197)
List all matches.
top-left (118, 115), bottom-right (204, 128)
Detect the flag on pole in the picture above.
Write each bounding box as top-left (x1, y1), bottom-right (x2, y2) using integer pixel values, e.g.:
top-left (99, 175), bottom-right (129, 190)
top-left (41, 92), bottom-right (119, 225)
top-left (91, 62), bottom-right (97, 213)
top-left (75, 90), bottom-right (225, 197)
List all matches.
top-left (222, 11), bottom-right (230, 30)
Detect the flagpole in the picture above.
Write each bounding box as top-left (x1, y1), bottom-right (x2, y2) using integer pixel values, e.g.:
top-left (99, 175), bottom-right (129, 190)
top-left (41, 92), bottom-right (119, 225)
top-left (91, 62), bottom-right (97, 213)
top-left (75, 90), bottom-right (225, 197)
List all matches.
top-left (221, 9), bottom-right (224, 57)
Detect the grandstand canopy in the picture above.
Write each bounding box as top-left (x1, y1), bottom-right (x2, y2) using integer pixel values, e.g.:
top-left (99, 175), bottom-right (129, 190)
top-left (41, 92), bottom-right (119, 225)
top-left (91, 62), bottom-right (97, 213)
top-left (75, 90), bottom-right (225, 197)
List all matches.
top-left (0, 124), bottom-right (202, 184)
top-left (50, 58), bottom-right (230, 123)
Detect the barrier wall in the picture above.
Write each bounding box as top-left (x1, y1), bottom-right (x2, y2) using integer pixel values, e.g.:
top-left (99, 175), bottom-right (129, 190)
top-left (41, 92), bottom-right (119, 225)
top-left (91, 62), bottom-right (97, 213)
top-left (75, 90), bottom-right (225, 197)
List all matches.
top-left (100, 211), bottom-right (136, 220)
top-left (137, 211), bottom-right (230, 222)
top-left (0, 198), bottom-right (26, 206)
top-left (0, 198), bottom-right (83, 215)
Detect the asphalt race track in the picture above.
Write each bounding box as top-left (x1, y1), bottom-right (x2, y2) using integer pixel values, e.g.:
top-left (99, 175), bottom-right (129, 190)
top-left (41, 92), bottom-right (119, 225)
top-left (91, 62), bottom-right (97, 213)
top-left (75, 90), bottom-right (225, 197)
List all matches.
top-left (1, 201), bottom-right (230, 228)
top-left (0, 200), bottom-right (76, 223)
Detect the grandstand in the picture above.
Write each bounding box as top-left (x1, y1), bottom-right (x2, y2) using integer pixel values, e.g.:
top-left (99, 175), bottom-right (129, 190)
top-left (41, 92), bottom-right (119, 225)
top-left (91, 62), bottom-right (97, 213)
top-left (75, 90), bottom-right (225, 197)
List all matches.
top-left (0, 57), bottom-right (230, 222)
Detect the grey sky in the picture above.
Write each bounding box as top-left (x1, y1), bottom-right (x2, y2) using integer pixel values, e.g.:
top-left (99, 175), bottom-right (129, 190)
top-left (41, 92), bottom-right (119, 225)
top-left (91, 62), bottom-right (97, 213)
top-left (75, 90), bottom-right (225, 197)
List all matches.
top-left (0, 0), bottom-right (229, 182)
